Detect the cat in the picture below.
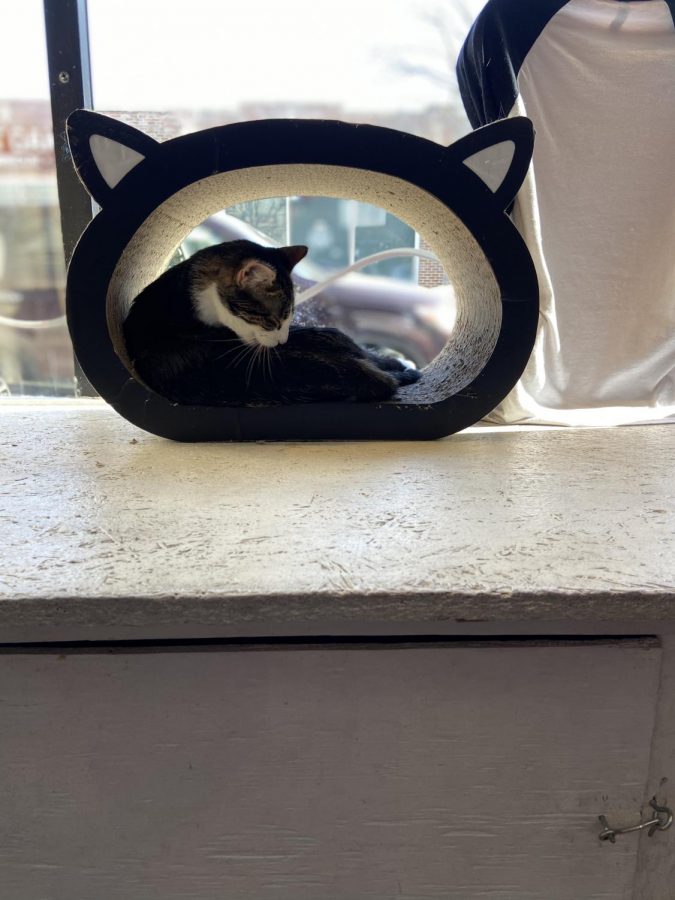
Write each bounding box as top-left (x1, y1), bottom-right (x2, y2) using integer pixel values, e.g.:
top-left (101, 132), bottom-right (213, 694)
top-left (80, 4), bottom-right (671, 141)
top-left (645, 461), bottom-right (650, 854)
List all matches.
top-left (122, 239), bottom-right (421, 406)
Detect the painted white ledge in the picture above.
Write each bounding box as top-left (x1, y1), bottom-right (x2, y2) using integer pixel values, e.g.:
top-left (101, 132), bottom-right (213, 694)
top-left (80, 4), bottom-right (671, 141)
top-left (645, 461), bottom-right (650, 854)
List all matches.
top-left (1, 402), bottom-right (674, 641)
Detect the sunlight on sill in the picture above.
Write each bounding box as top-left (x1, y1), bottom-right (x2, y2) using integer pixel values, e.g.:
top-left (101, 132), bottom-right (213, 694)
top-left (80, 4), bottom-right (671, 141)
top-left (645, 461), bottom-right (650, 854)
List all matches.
top-left (0, 397), bottom-right (107, 411)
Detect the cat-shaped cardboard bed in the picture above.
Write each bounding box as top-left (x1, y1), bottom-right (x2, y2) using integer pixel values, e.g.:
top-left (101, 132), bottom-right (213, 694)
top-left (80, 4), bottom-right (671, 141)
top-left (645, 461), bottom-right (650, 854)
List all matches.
top-left (66, 110), bottom-right (538, 441)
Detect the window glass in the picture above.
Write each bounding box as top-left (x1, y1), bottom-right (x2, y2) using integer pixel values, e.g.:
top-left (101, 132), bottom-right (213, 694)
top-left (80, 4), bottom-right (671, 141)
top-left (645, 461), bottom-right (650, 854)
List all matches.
top-left (0, 0), bottom-right (73, 398)
top-left (88, 0), bottom-right (485, 366)
top-left (88, 0), bottom-right (485, 140)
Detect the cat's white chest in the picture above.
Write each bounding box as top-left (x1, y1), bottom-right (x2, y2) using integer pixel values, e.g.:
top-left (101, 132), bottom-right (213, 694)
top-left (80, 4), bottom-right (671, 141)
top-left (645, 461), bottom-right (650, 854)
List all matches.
top-left (191, 282), bottom-right (258, 344)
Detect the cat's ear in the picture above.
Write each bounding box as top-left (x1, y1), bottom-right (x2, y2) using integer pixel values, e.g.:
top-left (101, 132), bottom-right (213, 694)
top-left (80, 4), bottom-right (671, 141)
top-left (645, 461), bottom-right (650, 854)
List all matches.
top-left (448, 117), bottom-right (534, 210)
top-left (66, 109), bottom-right (159, 206)
top-left (236, 260), bottom-right (277, 290)
top-left (278, 245), bottom-right (308, 271)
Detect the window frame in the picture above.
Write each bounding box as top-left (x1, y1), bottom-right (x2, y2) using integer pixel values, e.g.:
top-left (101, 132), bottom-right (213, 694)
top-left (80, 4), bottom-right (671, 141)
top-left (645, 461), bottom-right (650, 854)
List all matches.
top-left (43, 0), bottom-right (96, 395)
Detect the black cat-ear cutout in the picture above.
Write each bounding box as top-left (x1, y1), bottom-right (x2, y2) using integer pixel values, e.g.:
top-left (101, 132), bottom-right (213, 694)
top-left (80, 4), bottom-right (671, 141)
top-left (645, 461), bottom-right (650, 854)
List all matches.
top-left (449, 117), bottom-right (534, 210)
top-left (66, 109), bottom-right (159, 206)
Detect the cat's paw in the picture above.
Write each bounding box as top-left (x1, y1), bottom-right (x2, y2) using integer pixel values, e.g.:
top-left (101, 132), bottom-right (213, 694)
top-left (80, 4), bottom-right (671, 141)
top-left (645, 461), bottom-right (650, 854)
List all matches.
top-left (395, 367), bottom-right (422, 386)
top-left (364, 349), bottom-right (407, 372)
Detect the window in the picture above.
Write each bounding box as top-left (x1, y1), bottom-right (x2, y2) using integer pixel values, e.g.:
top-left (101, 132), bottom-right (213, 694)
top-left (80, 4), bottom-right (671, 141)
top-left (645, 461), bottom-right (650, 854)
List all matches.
top-left (0, 0), bottom-right (486, 394)
top-left (0, 0), bottom-right (73, 397)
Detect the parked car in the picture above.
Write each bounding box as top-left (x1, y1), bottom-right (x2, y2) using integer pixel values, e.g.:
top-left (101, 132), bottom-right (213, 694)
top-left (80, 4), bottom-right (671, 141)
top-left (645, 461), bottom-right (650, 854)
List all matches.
top-left (0, 180), bottom-right (72, 396)
top-left (179, 211), bottom-right (456, 368)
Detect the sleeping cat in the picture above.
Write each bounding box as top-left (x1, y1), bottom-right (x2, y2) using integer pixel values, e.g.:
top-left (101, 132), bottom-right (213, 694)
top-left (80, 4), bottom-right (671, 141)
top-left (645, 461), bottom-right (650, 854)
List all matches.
top-left (123, 239), bottom-right (420, 405)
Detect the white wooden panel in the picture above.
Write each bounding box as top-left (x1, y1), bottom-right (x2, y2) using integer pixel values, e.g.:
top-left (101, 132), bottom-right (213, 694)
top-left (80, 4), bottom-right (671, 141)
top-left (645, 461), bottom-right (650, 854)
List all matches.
top-left (0, 641), bottom-right (661, 899)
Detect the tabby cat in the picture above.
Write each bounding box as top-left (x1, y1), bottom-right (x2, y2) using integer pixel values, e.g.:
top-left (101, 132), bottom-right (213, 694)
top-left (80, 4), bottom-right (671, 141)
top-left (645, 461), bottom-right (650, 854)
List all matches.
top-left (123, 239), bottom-right (420, 405)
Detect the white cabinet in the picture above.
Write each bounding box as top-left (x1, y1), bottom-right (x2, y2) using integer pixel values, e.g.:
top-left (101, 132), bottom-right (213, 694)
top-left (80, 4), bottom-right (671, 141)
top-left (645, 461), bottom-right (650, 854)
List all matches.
top-left (0, 639), bottom-right (662, 899)
top-left (3, 415), bottom-right (674, 898)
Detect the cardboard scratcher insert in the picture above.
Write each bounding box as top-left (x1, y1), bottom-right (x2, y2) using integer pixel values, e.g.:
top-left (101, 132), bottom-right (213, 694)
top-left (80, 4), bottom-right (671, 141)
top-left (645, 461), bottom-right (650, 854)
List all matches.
top-left (66, 111), bottom-right (538, 441)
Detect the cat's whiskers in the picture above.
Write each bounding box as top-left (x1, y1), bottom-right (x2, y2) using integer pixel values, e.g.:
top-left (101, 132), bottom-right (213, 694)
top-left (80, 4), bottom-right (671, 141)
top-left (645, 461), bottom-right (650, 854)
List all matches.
top-left (235, 343), bottom-right (259, 371)
top-left (214, 341), bottom-right (257, 364)
top-left (263, 346), bottom-right (273, 381)
top-left (244, 347), bottom-right (253, 385)
top-left (256, 344), bottom-right (267, 383)
top-left (245, 343), bottom-right (264, 387)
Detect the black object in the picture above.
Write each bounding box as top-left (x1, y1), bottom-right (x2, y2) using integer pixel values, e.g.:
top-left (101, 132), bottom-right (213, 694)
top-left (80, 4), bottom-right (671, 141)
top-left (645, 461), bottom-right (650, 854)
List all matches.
top-left (66, 111), bottom-right (539, 441)
top-left (43, 0), bottom-right (97, 396)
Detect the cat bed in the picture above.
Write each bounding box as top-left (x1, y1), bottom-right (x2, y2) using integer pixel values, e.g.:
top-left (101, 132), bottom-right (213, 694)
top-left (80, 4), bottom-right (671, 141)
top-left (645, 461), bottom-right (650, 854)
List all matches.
top-left (66, 111), bottom-right (538, 441)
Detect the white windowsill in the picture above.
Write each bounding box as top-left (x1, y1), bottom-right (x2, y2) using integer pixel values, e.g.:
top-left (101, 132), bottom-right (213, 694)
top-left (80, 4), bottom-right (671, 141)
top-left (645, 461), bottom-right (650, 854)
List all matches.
top-left (1, 402), bottom-right (674, 643)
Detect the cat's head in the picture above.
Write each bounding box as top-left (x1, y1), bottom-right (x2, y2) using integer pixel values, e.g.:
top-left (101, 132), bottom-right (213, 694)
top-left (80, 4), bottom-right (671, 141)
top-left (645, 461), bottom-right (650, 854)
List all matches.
top-left (189, 240), bottom-right (307, 347)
